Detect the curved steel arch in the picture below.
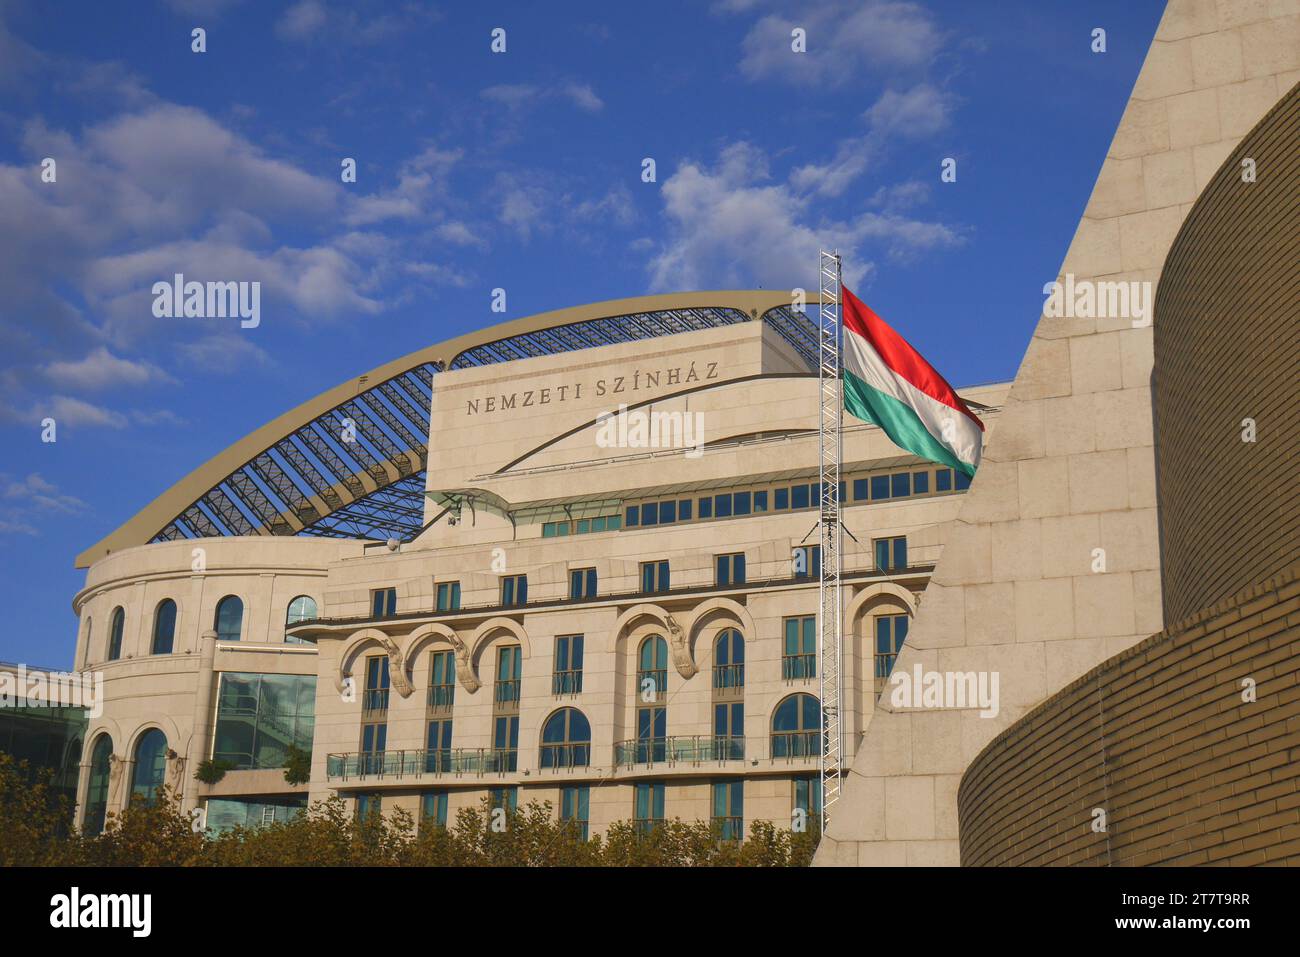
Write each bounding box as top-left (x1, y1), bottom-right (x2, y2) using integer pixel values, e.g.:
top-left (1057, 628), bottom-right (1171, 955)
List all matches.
top-left (76, 291), bottom-right (819, 568)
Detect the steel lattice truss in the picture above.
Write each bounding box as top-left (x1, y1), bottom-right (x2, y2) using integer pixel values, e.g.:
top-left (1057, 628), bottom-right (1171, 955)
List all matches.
top-left (149, 305), bottom-right (819, 544)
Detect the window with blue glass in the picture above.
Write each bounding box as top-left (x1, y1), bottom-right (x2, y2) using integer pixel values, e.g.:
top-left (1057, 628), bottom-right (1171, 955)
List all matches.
top-left (541, 707), bottom-right (590, 768)
top-left (489, 786), bottom-right (517, 814)
top-left (553, 635), bottom-right (583, 695)
top-left (285, 595), bottom-right (317, 644)
top-left (636, 705), bottom-right (666, 763)
top-left (715, 493), bottom-right (732, 517)
top-left (561, 785), bottom-right (590, 840)
top-left (640, 502), bottom-right (658, 526)
top-left (875, 613), bottom-right (909, 689)
top-left (500, 574), bottom-right (527, 607)
top-left (428, 650), bottom-right (455, 711)
top-left (494, 645), bottom-right (521, 709)
top-left (569, 567), bottom-right (597, 600)
top-left (712, 779), bottom-right (743, 841)
top-left (733, 490), bottom-right (751, 515)
top-left (435, 581), bottom-right (460, 611)
top-left (492, 715), bottom-right (519, 772)
top-left (425, 717), bottom-right (452, 773)
top-left (355, 793), bottom-right (381, 820)
top-left (638, 635), bottom-right (668, 701)
top-left (791, 484), bottom-right (811, 509)
top-left (363, 655), bottom-right (390, 713)
top-left (793, 776), bottom-right (822, 826)
top-left (151, 599), bottom-right (176, 655)
top-left (371, 587), bottom-right (396, 617)
top-left (874, 536), bottom-right (907, 572)
top-left (771, 693), bottom-right (820, 758)
top-left (213, 672), bottom-right (317, 771)
top-left (955, 470), bottom-right (972, 490)
top-left (754, 490), bottom-right (768, 512)
top-left (912, 471), bottom-right (930, 494)
top-left (107, 606), bottom-right (125, 661)
top-left (659, 500), bottom-right (676, 524)
top-left (625, 505), bottom-right (639, 527)
top-left (421, 791), bottom-right (448, 830)
top-left (634, 781), bottom-right (665, 833)
top-left (130, 728), bottom-right (168, 805)
top-left (84, 734), bottom-right (113, 835)
top-left (936, 468), bottom-right (953, 491)
top-left (774, 487), bottom-right (789, 510)
top-left (714, 702), bottom-right (744, 759)
top-left (698, 496), bottom-right (713, 518)
top-left (782, 616), bottom-right (816, 680)
top-left (214, 594), bottom-right (243, 642)
top-left (853, 478), bottom-right (869, 501)
top-left (793, 545), bottom-right (821, 579)
top-left (640, 560), bottom-right (670, 594)
top-left (715, 552), bottom-right (746, 587)
top-left (891, 472), bottom-right (911, 498)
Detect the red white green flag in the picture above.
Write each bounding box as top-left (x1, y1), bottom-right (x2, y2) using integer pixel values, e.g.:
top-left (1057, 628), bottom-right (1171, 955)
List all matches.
top-left (841, 286), bottom-right (984, 477)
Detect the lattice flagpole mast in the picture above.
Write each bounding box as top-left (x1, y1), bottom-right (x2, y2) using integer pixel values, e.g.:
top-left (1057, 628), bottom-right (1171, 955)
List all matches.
top-left (817, 250), bottom-right (844, 836)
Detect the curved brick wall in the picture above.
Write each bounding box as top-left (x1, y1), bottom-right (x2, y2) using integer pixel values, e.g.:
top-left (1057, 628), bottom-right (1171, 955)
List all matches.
top-left (1153, 82), bottom-right (1300, 625)
top-left (958, 567), bottom-right (1299, 866)
top-left (958, 83), bottom-right (1300, 868)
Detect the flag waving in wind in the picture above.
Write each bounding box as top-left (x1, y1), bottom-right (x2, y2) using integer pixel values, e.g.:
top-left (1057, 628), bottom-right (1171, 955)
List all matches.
top-left (841, 286), bottom-right (985, 477)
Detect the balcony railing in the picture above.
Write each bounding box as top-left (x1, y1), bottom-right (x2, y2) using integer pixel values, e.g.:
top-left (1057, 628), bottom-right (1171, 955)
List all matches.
top-left (712, 663), bottom-right (745, 698)
top-left (427, 684), bottom-right (455, 712)
top-left (539, 742), bottom-right (591, 769)
top-left (494, 679), bottom-right (521, 709)
top-left (552, 670), bottom-right (583, 696)
top-left (613, 735), bottom-right (745, 768)
top-left (781, 654), bottom-right (816, 681)
top-left (361, 688), bottom-right (390, 713)
top-left (326, 748), bottom-right (518, 780)
top-left (769, 731), bottom-right (821, 760)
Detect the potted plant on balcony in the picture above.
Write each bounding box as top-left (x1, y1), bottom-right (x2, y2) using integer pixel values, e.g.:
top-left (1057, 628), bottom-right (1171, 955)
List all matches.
top-left (282, 745), bottom-right (311, 786)
top-left (194, 758), bottom-right (235, 785)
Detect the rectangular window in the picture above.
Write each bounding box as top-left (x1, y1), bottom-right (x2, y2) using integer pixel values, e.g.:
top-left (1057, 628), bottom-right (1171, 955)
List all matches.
top-left (753, 490), bottom-right (768, 512)
top-left (492, 715), bottom-right (519, 772)
top-left (641, 502), bottom-right (659, 526)
top-left (435, 581), bottom-right (461, 612)
top-left (212, 673), bottom-right (317, 771)
top-left (561, 785), bottom-right (590, 841)
top-left (955, 470), bottom-right (972, 490)
top-left (853, 478), bottom-right (869, 501)
top-left (636, 706), bottom-right (666, 763)
top-left (553, 635), bottom-right (584, 695)
top-left (871, 475), bottom-right (890, 500)
top-left (775, 487), bottom-right (789, 510)
top-left (640, 560), bottom-right (670, 594)
top-left (714, 493), bottom-right (733, 518)
top-left (569, 567), bottom-right (597, 600)
top-left (355, 793), bottom-right (382, 821)
top-left (698, 496), bottom-right (713, 519)
top-left (659, 500), bottom-right (676, 524)
top-left (489, 786), bottom-right (518, 815)
top-left (634, 781), bottom-right (665, 833)
top-left (875, 613), bottom-right (909, 691)
top-left (427, 650), bottom-right (455, 712)
top-left (715, 552), bottom-right (746, 588)
top-left (891, 472), bottom-right (911, 498)
top-left (874, 536), bottom-right (907, 572)
top-left (713, 701), bottom-right (744, 740)
top-left (626, 505), bottom-right (640, 527)
top-left (712, 779), bottom-right (744, 841)
top-left (782, 616), bottom-right (816, 680)
top-left (371, 587), bottom-right (396, 617)
top-left (793, 777), bottom-right (822, 826)
top-left (500, 574), bottom-right (528, 607)
top-left (793, 545), bottom-right (821, 579)
top-left (935, 468), bottom-right (953, 492)
top-left (678, 499), bottom-right (693, 521)
top-left (359, 722), bottom-right (386, 774)
top-left (791, 484), bottom-right (810, 509)
top-left (494, 645), bottom-right (522, 711)
top-left (421, 791), bottom-right (448, 830)
top-left (425, 718), bottom-right (452, 772)
top-left (912, 471), bottom-right (930, 494)
top-left (733, 491), bottom-right (751, 515)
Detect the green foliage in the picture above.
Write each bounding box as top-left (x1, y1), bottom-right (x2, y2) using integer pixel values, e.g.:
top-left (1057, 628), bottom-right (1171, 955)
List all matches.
top-left (0, 755), bottom-right (818, 867)
top-left (194, 758), bottom-right (236, 785)
top-left (282, 745), bottom-right (311, 786)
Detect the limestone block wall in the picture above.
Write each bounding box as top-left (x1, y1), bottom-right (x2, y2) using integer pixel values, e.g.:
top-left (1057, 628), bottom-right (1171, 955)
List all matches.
top-left (958, 567), bottom-right (1300, 866)
top-left (815, 0), bottom-right (1300, 866)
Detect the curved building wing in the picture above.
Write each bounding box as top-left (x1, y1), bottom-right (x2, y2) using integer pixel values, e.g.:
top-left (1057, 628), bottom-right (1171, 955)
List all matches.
top-left (76, 291), bottom-right (818, 567)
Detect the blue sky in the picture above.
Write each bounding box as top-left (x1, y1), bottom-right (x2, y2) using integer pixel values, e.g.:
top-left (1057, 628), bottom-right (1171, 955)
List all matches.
top-left (0, 0), bottom-right (1164, 667)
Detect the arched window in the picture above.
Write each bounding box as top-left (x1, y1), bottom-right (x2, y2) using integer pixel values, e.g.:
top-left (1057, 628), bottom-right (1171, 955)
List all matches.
top-left (713, 628), bottom-right (745, 691)
top-left (107, 607), bottom-right (125, 661)
top-left (214, 595), bottom-right (243, 642)
top-left (540, 708), bottom-right (591, 768)
top-left (130, 729), bottom-right (168, 805)
top-left (637, 635), bottom-right (668, 700)
top-left (285, 595), bottom-right (316, 645)
top-left (771, 694), bottom-right (820, 758)
top-left (84, 734), bottom-right (114, 836)
top-left (151, 600), bottom-right (176, 655)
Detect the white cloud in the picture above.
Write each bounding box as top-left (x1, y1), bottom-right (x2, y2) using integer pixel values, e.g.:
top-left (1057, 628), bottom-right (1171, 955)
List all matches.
top-left (2, 473), bottom-right (89, 513)
top-left (43, 396), bottom-right (128, 429)
top-left (42, 347), bottom-right (176, 391)
top-left (865, 83), bottom-right (953, 137)
top-left (176, 334), bottom-right (272, 375)
top-left (563, 83), bottom-right (604, 112)
top-left (276, 0), bottom-right (328, 40)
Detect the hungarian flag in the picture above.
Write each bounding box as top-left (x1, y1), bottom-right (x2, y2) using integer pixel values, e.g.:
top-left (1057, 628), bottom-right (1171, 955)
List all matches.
top-left (841, 286), bottom-right (984, 476)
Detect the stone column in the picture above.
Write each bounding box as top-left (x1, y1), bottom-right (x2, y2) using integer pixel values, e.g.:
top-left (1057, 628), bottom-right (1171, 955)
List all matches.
top-left (182, 629), bottom-right (219, 814)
